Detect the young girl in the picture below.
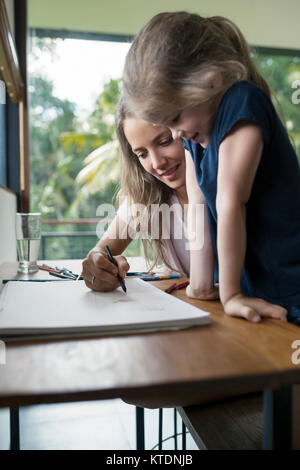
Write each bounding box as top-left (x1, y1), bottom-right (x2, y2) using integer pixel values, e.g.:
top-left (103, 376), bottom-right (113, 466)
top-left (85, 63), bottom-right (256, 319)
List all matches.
top-left (122, 12), bottom-right (300, 325)
top-left (82, 97), bottom-right (217, 302)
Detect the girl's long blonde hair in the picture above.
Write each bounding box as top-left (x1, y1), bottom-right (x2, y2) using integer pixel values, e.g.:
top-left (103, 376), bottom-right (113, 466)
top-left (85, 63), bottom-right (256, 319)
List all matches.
top-left (115, 97), bottom-right (180, 272)
top-left (123, 12), bottom-right (271, 124)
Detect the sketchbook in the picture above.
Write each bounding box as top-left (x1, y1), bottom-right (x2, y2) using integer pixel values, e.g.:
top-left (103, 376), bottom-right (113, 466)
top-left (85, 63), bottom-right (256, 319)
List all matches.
top-left (0, 279), bottom-right (211, 340)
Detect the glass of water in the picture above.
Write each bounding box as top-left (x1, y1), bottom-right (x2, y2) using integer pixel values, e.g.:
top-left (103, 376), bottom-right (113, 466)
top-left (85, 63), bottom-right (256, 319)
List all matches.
top-left (15, 213), bottom-right (41, 273)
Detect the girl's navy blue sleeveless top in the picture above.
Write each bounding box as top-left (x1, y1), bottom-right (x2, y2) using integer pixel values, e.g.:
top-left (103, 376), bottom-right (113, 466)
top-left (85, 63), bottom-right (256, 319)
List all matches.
top-left (183, 80), bottom-right (300, 306)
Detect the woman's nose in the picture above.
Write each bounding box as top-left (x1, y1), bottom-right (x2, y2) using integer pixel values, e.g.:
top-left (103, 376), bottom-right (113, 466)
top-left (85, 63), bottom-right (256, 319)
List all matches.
top-left (150, 152), bottom-right (167, 170)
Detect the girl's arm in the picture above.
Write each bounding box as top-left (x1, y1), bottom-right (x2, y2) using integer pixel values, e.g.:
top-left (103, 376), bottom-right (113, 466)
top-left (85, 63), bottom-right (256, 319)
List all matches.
top-left (217, 121), bottom-right (286, 322)
top-left (82, 213), bottom-right (132, 291)
top-left (185, 150), bottom-right (218, 299)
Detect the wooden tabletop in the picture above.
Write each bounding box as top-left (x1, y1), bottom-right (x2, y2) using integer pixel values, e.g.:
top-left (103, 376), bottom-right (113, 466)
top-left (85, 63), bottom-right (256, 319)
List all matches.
top-left (0, 259), bottom-right (299, 408)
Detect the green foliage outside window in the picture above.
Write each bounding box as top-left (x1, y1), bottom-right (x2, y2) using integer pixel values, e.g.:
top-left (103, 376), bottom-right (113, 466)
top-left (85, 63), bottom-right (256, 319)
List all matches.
top-left (253, 51), bottom-right (300, 159)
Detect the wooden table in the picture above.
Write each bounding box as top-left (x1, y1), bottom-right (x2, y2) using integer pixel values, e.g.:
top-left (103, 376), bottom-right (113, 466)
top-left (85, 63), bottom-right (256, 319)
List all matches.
top-left (0, 259), bottom-right (300, 450)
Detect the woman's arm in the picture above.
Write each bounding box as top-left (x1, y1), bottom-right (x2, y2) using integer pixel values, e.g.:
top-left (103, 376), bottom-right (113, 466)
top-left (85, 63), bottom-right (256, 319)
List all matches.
top-left (82, 213), bottom-right (132, 291)
top-left (217, 121), bottom-right (286, 322)
top-left (185, 150), bottom-right (218, 299)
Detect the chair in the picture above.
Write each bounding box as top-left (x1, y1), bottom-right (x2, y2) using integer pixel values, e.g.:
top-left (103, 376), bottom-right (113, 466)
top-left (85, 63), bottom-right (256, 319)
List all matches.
top-left (136, 407), bottom-right (187, 450)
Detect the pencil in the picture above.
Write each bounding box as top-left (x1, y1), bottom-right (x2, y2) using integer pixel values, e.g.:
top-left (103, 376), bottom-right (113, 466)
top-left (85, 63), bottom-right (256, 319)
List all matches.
top-left (2, 279), bottom-right (71, 283)
top-left (105, 245), bottom-right (127, 293)
top-left (126, 271), bottom-right (150, 276)
top-left (141, 275), bottom-right (180, 281)
top-left (49, 272), bottom-right (74, 280)
top-left (164, 280), bottom-right (189, 294)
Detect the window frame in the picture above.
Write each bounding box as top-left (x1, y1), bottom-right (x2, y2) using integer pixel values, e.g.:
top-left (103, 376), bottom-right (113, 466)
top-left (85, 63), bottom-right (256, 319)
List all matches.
top-left (0, 0), bottom-right (25, 203)
top-left (0, 0), bottom-right (23, 103)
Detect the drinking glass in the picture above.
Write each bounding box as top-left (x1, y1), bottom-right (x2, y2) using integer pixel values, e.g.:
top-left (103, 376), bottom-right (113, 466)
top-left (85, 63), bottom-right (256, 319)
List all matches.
top-left (15, 213), bottom-right (41, 273)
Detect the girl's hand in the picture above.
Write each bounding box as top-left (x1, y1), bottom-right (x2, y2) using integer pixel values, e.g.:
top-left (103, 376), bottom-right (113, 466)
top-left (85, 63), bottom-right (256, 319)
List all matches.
top-left (82, 248), bottom-right (130, 291)
top-left (186, 284), bottom-right (219, 300)
top-left (223, 293), bottom-right (287, 323)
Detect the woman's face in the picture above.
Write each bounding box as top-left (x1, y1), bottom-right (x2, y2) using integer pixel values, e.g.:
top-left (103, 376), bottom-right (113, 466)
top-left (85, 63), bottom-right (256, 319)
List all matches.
top-left (123, 117), bottom-right (186, 191)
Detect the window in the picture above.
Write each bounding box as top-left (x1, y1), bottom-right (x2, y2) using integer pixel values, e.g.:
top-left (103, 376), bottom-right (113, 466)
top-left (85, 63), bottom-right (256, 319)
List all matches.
top-left (27, 30), bottom-right (300, 260)
top-left (0, 0), bottom-right (23, 194)
top-left (253, 47), bottom-right (300, 160)
top-left (0, 79), bottom-right (6, 186)
top-left (28, 29), bottom-right (134, 259)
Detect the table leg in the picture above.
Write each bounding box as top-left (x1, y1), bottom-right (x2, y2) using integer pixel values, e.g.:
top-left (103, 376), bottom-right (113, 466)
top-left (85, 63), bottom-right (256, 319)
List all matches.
top-left (158, 408), bottom-right (163, 450)
top-left (263, 386), bottom-right (292, 450)
top-left (174, 408), bottom-right (178, 450)
top-left (182, 420), bottom-right (187, 450)
top-left (10, 407), bottom-right (20, 450)
top-left (136, 406), bottom-right (145, 450)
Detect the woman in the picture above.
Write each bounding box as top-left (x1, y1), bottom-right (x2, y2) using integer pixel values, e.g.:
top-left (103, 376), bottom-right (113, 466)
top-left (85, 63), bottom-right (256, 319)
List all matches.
top-left (81, 98), bottom-right (218, 301)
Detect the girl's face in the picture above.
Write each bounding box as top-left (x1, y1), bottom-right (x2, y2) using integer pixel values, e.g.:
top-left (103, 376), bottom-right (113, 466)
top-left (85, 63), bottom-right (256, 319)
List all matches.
top-left (168, 94), bottom-right (223, 148)
top-left (123, 117), bottom-right (186, 191)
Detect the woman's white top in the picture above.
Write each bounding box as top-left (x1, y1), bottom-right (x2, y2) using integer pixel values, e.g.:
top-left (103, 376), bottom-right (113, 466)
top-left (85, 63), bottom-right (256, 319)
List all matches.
top-left (117, 194), bottom-right (190, 276)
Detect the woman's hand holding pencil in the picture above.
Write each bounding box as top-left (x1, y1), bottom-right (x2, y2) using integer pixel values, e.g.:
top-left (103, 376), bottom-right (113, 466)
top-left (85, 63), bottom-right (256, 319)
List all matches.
top-left (81, 245), bottom-right (184, 293)
top-left (81, 247), bottom-right (130, 292)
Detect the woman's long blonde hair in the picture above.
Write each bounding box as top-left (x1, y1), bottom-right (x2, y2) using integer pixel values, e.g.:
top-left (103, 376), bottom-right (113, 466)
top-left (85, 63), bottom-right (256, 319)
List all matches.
top-left (123, 12), bottom-right (271, 124)
top-left (115, 97), bottom-right (180, 272)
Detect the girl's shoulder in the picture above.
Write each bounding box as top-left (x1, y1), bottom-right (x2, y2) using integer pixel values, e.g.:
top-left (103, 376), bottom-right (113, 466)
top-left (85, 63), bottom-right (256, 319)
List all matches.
top-left (220, 80), bottom-right (272, 111)
top-left (214, 80), bottom-right (275, 146)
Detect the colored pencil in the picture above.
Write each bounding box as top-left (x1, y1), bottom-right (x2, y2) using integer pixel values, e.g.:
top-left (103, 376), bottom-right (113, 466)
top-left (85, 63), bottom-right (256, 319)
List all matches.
top-left (141, 275), bottom-right (180, 281)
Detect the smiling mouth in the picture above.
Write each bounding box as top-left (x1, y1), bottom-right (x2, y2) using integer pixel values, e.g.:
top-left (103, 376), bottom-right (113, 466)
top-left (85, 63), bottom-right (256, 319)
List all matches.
top-left (160, 164), bottom-right (180, 179)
